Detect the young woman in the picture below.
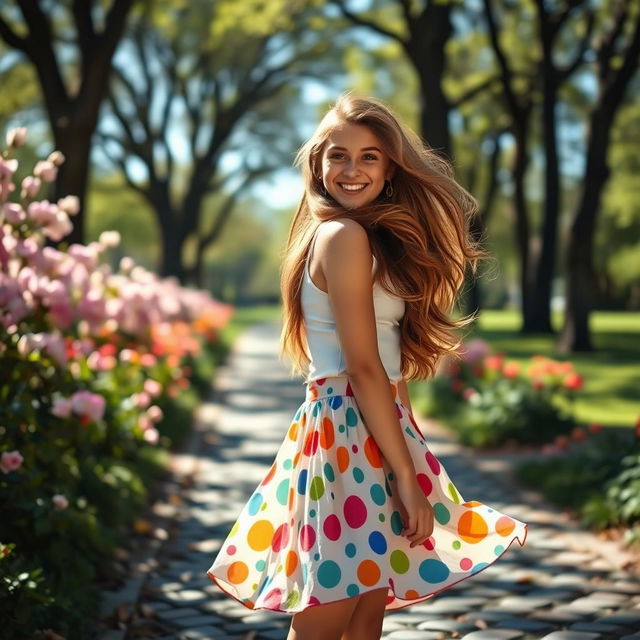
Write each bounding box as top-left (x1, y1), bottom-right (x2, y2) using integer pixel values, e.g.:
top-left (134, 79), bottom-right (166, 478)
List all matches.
top-left (206, 93), bottom-right (528, 640)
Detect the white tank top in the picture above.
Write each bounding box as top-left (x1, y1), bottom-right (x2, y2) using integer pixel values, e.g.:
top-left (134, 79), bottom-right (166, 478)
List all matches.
top-left (301, 225), bottom-right (405, 383)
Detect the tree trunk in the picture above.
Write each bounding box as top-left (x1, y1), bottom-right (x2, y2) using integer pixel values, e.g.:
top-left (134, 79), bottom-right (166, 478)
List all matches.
top-left (557, 110), bottom-right (611, 352)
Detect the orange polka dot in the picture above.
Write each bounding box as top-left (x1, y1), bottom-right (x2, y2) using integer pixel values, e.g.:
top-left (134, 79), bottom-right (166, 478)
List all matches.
top-left (405, 589), bottom-right (420, 599)
top-left (337, 446), bottom-right (350, 473)
top-left (293, 451), bottom-right (301, 467)
top-left (357, 559), bottom-right (381, 586)
top-left (301, 413), bottom-right (307, 428)
top-left (227, 561), bottom-right (248, 584)
top-left (261, 462), bottom-right (276, 486)
top-left (308, 387), bottom-right (318, 401)
top-left (288, 487), bottom-right (294, 510)
top-left (286, 550), bottom-right (298, 576)
top-left (247, 520), bottom-right (274, 551)
top-left (496, 516), bottom-right (515, 536)
top-left (288, 421), bottom-right (299, 441)
top-left (457, 510), bottom-right (488, 544)
top-left (320, 417), bottom-right (335, 449)
top-left (462, 500), bottom-right (483, 507)
top-left (303, 429), bottom-right (319, 456)
top-left (364, 436), bottom-right (383, 468)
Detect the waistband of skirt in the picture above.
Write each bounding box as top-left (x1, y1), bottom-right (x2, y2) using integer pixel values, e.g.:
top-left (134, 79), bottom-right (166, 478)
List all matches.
top-left (304, 375), bottom-right (403, 403)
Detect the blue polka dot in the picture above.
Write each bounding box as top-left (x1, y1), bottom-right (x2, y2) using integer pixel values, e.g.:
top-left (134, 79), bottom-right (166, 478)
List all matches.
top-left (353, 467), bottom-right (364, 483)
top-left (314, 552), bottom-right (320, 561)
top-left (329, 396), bottom-right (343, 410)
top-left (346, 584), bottom-right (360, 596)
top-left (313, 401), bottom-right (322, 416)
top-left (317, 560), bottom-right (341, 588)
top-left (276, 479), bottom-right (289, 506)
top-left (390, 511), bottom-right (404, 535)
top-left (248, 493), bottom-right (263, 515)
top-left (297, 469), bottom-right (308, 495)
top-left (370, 483), bottom-right (386, 506)
top-left (384, 479), bottom-right (392, 497)
top-left (256, 559), bottom-right (266, 570)
top-left (324, 463), bottom-right (335, 482)
top-left (345, 543), bottom-right (356, 558)
top-left (327, 387), bottom-right (333, 394)
top-left (309, 509), bottom-right (316, 517)
top-left (472, 562), bottom-right (489, 573)
top-left (433, 502), bottom-right (450, 525)
top-left (346, 407), bottom-right (358, 426)
top-left (368, 531), bottom-right (387, 555)
top-left (419, 559), bottom-right (450, 583)
top-left (283, 459), bottom-right (292, 470)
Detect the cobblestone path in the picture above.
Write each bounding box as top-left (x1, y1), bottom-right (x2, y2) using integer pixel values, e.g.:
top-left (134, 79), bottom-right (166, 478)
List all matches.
top-left (108, 321), bottom-right (640, 640)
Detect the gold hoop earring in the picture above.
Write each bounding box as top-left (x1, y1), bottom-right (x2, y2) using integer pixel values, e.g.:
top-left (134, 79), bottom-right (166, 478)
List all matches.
top-left (385, 181), bottom-right (394, 197)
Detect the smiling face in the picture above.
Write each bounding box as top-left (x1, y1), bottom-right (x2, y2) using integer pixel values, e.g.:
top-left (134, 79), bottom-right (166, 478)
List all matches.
top-left (320, 121), bottom-right (393, 210)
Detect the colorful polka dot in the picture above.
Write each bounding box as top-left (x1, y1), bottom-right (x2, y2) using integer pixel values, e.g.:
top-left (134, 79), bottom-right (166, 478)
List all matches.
top-left (419, 559), bottom-right (450, 583)
top-left (370, 483), bottom-right (386, 506)
top-left (357, 559), bottom-right (380, 586)
top-left (247, 520), bottom-right (274, 551)
top-left (433, 502), bottom-right (450, 525)
top-left (344, 495), bottom-right (367, 528)
top-left (323, 514), bottom-right (341, 541)
top-left (390, 550), bottom-right (409, 574)
top-left (299, 524), bottom-right (316, 551)
top-left (227, 561), bottom-right (248, 584)
top-left (458, 511), bottom-right (489, 544)
top-left (368, 531), bottom-right (387, 555)
top-left (309, 476), bottom-right (325, 500)
top-left (318, 560), bottom-right (341, 588)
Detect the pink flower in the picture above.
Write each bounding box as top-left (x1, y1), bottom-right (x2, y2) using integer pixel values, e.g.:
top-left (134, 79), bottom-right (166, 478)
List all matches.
top-left (147, 405), bottom-right (164, 423)
top-left (459, 339), bottom-right (491, 364)
top-left (6, 127), bottom-right (27, 148)
top-left (21, 176), bottom-right (41, 199)
top-left (462, 387), bottom-right (478, 401)
top-left (57, 195), bottom-right (79, 216)
top-left (3, 202), bottom-right (26, 224)
top-left (144, 379), bottom-right (162, 398)
top-left (33, 160), bottom-right (57, 182)
top-left (71, 390), bottom-right (106, 422)
top-left (140, 353), bottom-right (157, 367)
top-left (143, 427), bottom-right (159, 445)
top-left (43, 210), bottom-right (72, 242)
top-left (1, 450), bottom-right (24, 474)
top-left (99, 231), bottom-right (120, 248)
top-left (47, 151), bottom-right (65, 167)
top-left (133, 392), bottom-right (151, 409)
top-left (51, 396), bottom-right (73, 419)
top-left (138, 415), bottom-right (153, 431)
top-left (52, 494), bottom-right (69, 510)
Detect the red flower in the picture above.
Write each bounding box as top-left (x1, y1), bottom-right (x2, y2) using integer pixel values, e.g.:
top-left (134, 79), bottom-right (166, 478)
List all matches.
top-left (563, 372), bottom-right (583, 390)
top-left (554, 434), bottom-right (570, 450)
top-left (502, 362), bottom-right (520, 379)
top-left (571, 427), bottom-right (586, 441)
top-left (99, 343), bottom-right (117, 357)
top-left (587, 423), bottom-right (602, 434)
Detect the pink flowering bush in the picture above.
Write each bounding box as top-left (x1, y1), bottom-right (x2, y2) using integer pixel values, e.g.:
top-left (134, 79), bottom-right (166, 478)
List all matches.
top-left (0, 129), bottom-right (233, 638)
top-left (426, 339), bottom-right (578, 447)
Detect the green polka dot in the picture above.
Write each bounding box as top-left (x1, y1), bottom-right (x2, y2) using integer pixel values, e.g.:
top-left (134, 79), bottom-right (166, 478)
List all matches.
top-left (378, 513), bottom-right (385, 522)
top-left (276, 479), bottom-right (289, 506)
top-left (346, 407), bottom-right (358, 426)
top-left (452, 540), bottom-right (461, 550)
top-left (390, 550), bottom-right (410, 574)
top-left (338, 424), bottom-right (345, 433)
top-left (391, 510), bottom-right (404, 535)
top-left (260, 502), bottom-right (267, 510)
top-left (309, 476), bottom-right (325, 500)
top-left (448, 481), bottom-right (461, 504)
top-left (284, 590), bottom-right (300, 608)
top-left (283, 459), bottom-right (292, 470)
top-left (434, 502), bottom-right (450, 525)
top-left (324, 462), bottom-right (335, 482)
top-left (352, 467), bottom-right (364, 483)
top-left (256, 559), bottom-right (266, 570)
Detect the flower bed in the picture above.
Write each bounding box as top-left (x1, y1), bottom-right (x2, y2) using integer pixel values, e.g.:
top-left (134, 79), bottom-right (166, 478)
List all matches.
top-left (0, 129), bottom-right (233, 638)
top-left (419, 339), bottom-right (582, 447)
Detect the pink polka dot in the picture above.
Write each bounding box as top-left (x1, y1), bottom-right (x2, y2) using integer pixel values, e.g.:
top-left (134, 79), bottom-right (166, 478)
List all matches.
top-left (263, 587), bottom-right (283, 608)
top-left (416, 473), bottom-right (433, 497)
top-left (227, 545), bottom-right (236, 555)
top-left (425, 451), bottom-right (440, 475)
top-left (300, 524), bottom-right (316, 551)
top-left (352, 444), bottom-right (358, 453)
top-left (422, 536), bottom-right (435, 550)
top-left (323, 514), bottom-right (342, 541)
top-left (344, 495), bottom-right (367, 528)
top-left (309, 596), bottom-right (321, 605)
top-left (272, 523), bottom-right (290, 552)
top-left (460, 557), bottom-right (472, 571)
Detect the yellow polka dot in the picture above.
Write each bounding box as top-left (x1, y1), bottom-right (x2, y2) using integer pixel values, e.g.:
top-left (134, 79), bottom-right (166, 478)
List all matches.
top-left (247, 520), bottom-right (275, 551)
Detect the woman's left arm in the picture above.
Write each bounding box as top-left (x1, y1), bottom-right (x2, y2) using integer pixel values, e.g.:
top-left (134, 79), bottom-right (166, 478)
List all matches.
top-left (397, 378), bottom-right (413, 414)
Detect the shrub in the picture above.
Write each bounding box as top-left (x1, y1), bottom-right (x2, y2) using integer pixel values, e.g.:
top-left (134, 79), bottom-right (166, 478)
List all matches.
top-left (425, 339), bottom-right (579, 447)
top-left (0, 128), bottom-right (233, 638)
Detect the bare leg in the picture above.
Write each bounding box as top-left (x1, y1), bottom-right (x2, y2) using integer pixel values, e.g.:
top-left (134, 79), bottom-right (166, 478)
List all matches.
top-left (287, 594), bottom-right (362, 640)
top-left (340, 587), bottom-right (388, 640)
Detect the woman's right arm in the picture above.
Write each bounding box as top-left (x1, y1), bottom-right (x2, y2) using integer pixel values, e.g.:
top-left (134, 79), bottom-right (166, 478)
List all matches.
top-left (317, 218), bottom-right (433, 547)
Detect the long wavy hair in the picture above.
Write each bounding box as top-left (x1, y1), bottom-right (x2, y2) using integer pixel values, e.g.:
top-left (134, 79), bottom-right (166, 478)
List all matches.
top-left (279, 92), bottom-right (488, 381)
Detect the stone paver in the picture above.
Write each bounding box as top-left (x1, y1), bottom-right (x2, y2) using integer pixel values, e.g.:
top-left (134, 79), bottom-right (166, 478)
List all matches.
top-left (99, 321), bottom-right (640, 639)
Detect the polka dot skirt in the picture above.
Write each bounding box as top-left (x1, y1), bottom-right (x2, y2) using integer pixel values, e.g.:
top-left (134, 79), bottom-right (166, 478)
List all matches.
top-left (206, 375), bottom-right (528, 613)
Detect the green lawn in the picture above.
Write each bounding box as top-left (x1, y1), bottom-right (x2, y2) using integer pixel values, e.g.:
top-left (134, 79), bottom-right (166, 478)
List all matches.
top-left (465, 310), bottom-right (640, 428)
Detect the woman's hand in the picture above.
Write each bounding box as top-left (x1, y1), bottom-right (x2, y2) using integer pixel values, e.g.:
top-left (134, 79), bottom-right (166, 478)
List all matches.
top-left (395, 472), bottom-right (435, 548)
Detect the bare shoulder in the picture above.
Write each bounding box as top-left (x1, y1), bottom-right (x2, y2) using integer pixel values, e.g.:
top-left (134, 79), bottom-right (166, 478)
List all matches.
top-left (316, 218), bottom-right (371, 262)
